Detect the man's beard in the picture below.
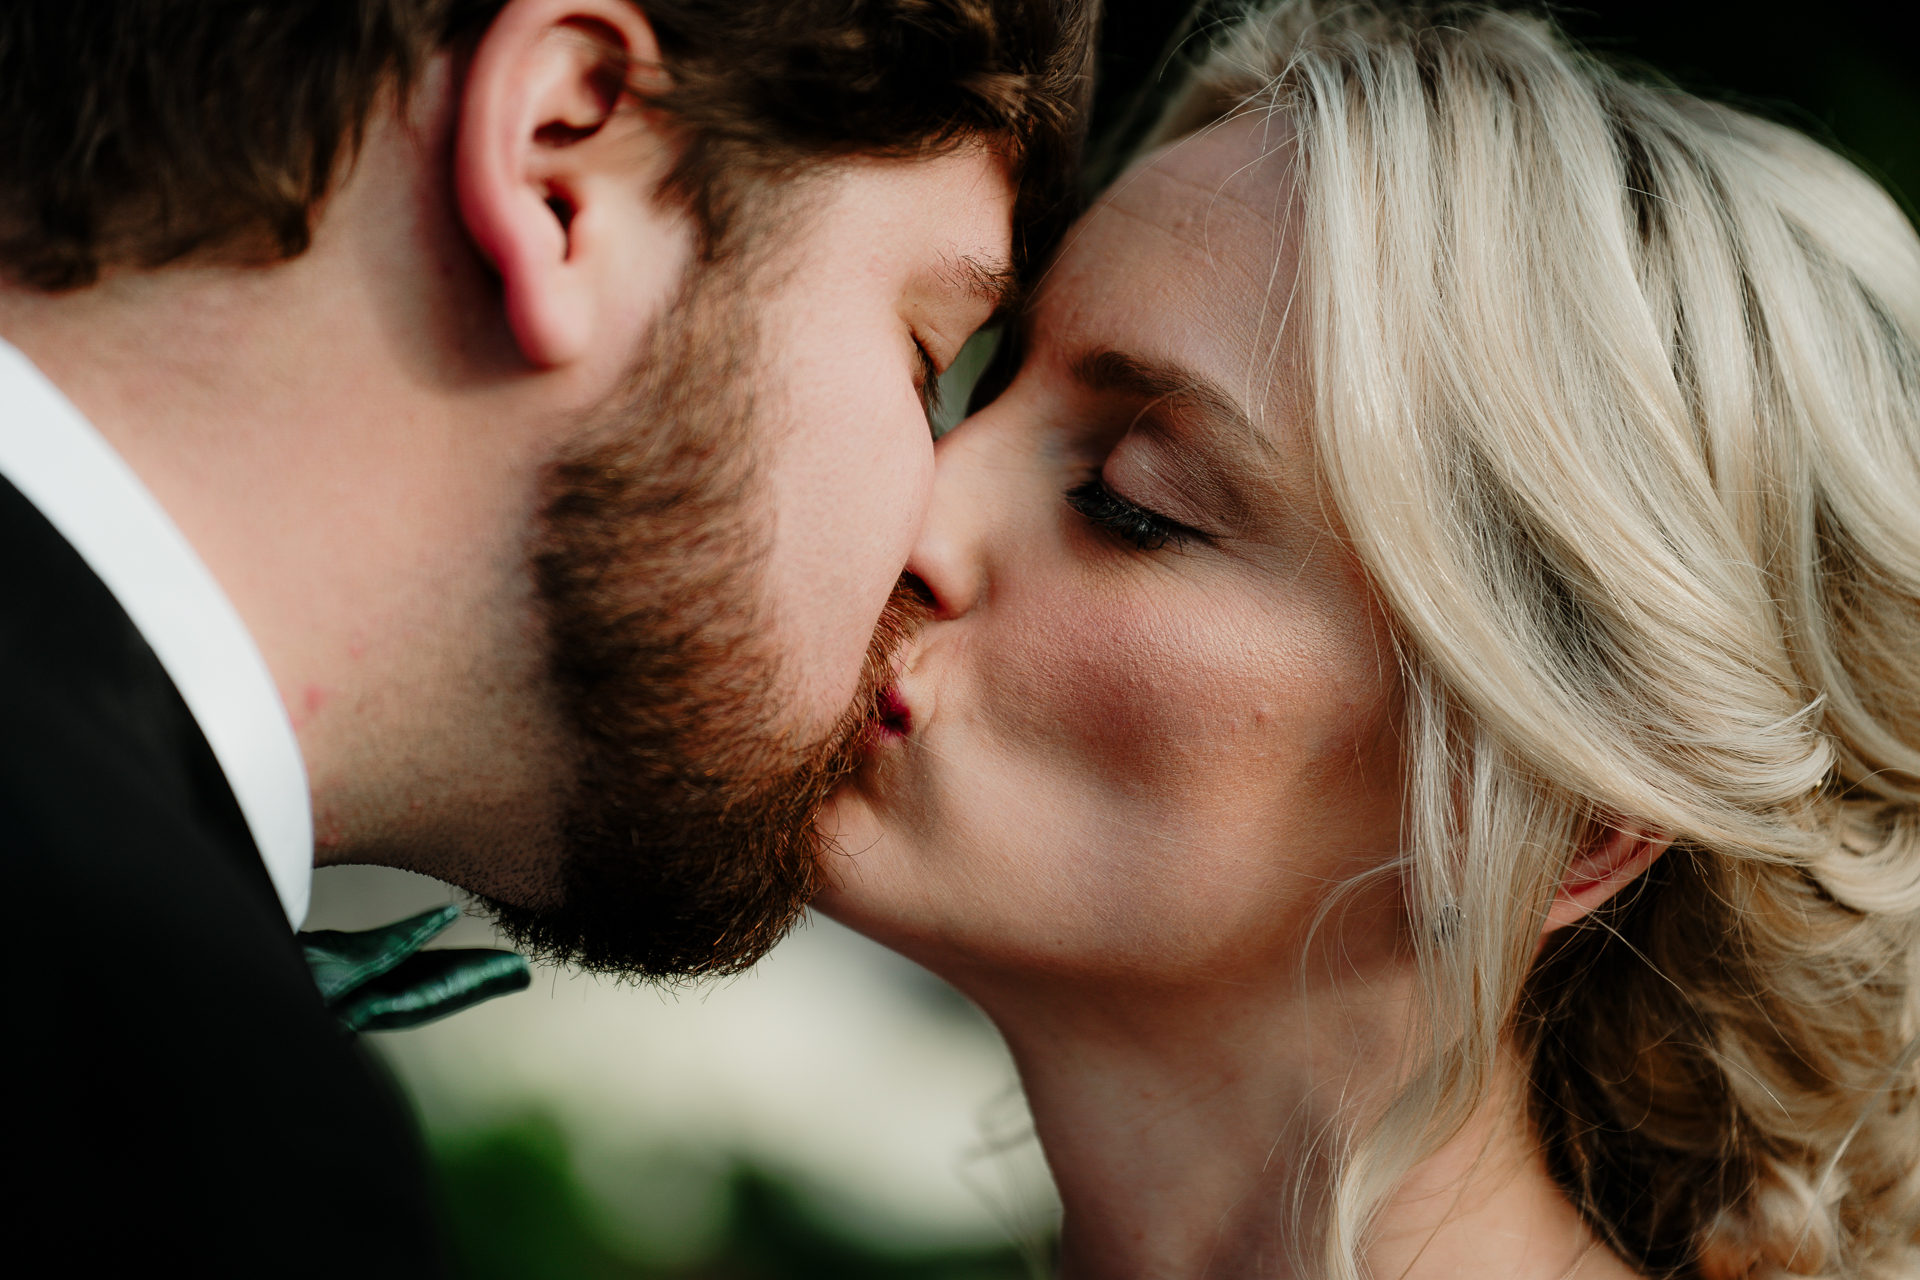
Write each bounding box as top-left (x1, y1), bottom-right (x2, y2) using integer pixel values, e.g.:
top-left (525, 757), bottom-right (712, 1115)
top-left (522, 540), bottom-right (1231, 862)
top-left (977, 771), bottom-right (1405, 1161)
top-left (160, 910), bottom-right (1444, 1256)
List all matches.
top-left (480, 252), bottom-right (926, 980)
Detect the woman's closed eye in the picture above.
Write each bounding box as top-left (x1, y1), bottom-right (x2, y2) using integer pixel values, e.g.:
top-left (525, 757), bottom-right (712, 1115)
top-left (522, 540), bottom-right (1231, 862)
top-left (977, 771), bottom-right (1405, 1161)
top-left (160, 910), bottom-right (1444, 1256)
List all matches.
top-left (1065, 477), bottom-right (1203, 552)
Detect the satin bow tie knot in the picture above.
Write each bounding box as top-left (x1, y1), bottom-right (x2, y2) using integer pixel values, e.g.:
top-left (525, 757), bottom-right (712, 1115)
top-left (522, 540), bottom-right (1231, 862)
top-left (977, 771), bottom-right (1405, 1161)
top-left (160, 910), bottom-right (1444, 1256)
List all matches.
top-left (300, 904), bottom-right (531, 1033)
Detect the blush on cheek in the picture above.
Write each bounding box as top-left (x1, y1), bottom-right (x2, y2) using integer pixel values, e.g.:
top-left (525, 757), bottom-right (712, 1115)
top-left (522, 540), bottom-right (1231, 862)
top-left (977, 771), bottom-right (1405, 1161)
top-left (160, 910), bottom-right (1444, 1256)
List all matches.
top-left (983, 594), bottom-right (1269, 792)
top-left (979, 578), bottom-right (1401, 837)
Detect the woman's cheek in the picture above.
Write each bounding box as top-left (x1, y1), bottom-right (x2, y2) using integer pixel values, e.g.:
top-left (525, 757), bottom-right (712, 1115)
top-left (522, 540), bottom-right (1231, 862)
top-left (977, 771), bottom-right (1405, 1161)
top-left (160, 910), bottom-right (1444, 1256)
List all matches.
top-left (976, 584), bottom-right (1287, 816)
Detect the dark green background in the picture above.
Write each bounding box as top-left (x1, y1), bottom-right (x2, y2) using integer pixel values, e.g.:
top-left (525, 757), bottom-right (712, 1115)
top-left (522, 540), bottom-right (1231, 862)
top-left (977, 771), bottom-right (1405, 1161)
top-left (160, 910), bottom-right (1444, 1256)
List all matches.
top-left (1091, 0), bottom-right (1919, 224)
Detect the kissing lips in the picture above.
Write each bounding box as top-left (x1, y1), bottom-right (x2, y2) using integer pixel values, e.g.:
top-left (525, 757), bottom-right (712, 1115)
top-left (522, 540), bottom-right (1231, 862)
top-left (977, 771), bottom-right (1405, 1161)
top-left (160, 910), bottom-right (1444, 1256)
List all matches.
top-left (854, 577), bottom-right (930, 751)
top-left (875, 684), bottom-right (913, 740)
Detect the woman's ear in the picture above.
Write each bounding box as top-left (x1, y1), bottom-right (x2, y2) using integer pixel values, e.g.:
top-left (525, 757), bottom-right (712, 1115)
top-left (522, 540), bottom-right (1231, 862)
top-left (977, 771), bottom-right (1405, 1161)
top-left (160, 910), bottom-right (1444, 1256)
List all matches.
top-left (1542, 821), bottom-right (1671, 935)
top-left (454, 0), bottom-right (677, 368)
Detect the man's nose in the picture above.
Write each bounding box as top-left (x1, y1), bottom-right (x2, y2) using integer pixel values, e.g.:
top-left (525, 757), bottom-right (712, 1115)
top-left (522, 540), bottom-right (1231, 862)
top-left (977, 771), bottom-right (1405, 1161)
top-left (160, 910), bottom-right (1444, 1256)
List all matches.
top-left (903, 413), bottom-right (1005, 621)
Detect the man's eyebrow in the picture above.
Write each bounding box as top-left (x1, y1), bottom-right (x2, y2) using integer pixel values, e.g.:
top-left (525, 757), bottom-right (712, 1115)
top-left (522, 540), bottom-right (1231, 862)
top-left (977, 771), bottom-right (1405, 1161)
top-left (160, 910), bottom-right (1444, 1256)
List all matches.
top-left (1069, 349), bottom-right (1252, 436)
top-left (945, 253), bottom-right (1022, 318)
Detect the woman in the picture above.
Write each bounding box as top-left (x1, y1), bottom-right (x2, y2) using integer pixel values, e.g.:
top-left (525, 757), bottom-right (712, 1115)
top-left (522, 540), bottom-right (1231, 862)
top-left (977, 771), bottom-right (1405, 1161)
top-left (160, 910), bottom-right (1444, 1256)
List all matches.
top-left (820, 3), bottom-right (1920, 1277)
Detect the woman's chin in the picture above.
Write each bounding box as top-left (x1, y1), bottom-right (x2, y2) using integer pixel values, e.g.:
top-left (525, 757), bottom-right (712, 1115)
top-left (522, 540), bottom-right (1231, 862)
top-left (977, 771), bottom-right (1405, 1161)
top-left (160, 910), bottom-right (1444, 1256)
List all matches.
top-left (818, 782), bottom-right (878, 851)
top-left (810, 795), bottom-right (941, 961)
top-left (814, 791), bottom-right (888, 911)
top-left (809, 858), bottom-right (912, 955)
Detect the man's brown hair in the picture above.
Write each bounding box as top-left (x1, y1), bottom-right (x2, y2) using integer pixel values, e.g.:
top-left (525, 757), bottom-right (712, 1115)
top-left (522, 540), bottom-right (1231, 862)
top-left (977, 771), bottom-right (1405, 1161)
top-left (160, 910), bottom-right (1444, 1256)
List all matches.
top-left (0, 0), bottom-right (1092, 291)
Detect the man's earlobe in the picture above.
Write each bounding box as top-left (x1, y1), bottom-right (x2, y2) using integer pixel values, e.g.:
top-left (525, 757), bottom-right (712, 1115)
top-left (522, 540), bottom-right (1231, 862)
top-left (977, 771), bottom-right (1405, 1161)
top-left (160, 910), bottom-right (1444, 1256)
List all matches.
top-left (454, 0), bottom-right (669, 369)
top-left (1541, 820), bottom-right (1671, 936)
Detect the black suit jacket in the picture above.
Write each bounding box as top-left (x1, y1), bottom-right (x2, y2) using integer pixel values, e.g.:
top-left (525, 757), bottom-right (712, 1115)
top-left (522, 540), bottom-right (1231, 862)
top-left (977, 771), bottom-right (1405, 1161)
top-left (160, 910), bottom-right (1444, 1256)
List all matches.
top-left (2, 476), bottom-right (446, 1274)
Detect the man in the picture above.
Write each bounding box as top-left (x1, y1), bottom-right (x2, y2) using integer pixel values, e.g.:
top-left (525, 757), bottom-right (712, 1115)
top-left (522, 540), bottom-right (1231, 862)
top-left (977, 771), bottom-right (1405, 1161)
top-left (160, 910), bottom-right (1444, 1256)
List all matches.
top-left (1, 0), bottom-right (1089, 1270)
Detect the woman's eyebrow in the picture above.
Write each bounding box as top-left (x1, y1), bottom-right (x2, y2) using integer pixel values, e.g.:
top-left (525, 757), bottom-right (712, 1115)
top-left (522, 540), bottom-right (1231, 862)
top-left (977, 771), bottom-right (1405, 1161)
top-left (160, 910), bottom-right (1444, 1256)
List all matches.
top-left (1068, 348), bottom-right (1268, 529)
top-left (1068, 349), bottom-right (1253, 439)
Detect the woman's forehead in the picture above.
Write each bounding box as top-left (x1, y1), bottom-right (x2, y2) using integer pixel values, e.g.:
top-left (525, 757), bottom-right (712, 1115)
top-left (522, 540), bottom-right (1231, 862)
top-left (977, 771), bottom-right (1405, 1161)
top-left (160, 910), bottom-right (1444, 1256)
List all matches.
top-left (1033, 117), bottom-right (1301, 401)
top-left (1124, 112), bottom-right (1299, 223)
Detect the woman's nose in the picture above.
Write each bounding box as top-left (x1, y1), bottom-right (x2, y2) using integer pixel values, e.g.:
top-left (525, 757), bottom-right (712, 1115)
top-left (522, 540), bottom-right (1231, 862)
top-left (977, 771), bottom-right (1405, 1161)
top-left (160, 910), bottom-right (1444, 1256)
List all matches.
top-left (905, 413), bottom-right (1003, 620)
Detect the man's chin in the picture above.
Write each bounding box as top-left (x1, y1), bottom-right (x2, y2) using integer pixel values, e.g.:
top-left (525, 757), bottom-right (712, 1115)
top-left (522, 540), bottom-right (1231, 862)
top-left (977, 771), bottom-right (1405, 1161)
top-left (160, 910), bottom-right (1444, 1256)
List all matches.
top-left (478, 879), bottom-right (813, 982)
top-left (475, 834), bottom-right (803, 980)
top-left (474, 668), bottom-right (896, 981)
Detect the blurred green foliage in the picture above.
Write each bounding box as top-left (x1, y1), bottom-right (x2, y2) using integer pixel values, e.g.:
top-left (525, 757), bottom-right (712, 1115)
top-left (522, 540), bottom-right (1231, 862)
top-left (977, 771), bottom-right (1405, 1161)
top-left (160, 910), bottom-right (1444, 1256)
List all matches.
top-left (433, 1116), bottom-right (1044, 1280)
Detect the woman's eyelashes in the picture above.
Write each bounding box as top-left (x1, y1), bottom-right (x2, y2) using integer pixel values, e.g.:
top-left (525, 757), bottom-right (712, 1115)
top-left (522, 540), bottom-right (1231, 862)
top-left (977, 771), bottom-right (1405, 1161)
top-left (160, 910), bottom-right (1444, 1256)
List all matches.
top-left (1065, 477), bottom-right (1202, 552)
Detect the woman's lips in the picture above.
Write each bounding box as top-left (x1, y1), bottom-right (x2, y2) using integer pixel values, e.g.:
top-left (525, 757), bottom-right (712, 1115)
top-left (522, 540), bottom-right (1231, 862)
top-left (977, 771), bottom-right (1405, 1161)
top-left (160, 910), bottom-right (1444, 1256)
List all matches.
top-left (874, 684), bottom-right (912, 740)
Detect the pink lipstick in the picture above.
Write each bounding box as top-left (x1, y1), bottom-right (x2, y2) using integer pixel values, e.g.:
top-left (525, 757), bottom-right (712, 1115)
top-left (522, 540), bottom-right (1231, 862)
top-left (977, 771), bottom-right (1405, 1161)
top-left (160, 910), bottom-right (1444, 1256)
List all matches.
top-left (874, 684), bottom-right (912, 739)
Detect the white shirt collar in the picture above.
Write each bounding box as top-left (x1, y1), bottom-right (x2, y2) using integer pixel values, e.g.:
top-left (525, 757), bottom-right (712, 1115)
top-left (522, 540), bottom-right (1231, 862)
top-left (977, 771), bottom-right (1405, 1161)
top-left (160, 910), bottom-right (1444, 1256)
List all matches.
top-left (0, 338), bottom-right (313, 928)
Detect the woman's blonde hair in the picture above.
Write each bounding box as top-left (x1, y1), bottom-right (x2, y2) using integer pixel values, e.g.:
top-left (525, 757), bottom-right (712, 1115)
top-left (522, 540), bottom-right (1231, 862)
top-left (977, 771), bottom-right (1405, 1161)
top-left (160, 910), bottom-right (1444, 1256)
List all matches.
top-left (1145, 3), bottom-right (1920, 1275)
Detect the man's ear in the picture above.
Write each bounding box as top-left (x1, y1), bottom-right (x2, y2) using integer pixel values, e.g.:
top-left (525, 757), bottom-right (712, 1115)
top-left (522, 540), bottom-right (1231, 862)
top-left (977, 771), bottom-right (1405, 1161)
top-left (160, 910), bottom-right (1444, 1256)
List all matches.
top-left (1541, 821), bottom-right (1671, 935)
top-left (455, 0), bottom-right (676, 368)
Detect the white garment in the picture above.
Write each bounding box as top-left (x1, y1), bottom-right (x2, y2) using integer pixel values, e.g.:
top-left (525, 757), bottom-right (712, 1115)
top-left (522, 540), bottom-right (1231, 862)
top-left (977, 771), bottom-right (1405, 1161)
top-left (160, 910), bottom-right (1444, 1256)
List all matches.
top-left (0, 338), bottom-right (313, 927)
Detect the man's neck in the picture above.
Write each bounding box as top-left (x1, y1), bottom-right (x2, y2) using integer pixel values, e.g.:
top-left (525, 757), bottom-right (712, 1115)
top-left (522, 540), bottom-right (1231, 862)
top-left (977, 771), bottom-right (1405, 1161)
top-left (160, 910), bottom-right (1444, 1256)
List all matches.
top-left (0, 58), bottom-right (579, 890)
top-left (962, 968), bottom-right (1633, 1280)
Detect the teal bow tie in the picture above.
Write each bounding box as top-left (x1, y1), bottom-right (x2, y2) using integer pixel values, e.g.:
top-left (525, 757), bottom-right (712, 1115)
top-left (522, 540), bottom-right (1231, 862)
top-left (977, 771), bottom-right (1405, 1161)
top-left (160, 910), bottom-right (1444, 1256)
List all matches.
top-left (300, 904), bottom-right (530, 1033)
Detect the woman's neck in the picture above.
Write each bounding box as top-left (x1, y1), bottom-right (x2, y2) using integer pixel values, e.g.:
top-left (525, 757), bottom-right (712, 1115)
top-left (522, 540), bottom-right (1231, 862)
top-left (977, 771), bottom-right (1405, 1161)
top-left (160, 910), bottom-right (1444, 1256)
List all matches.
top-left (966, 974), bottom-right (1633, 1280)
